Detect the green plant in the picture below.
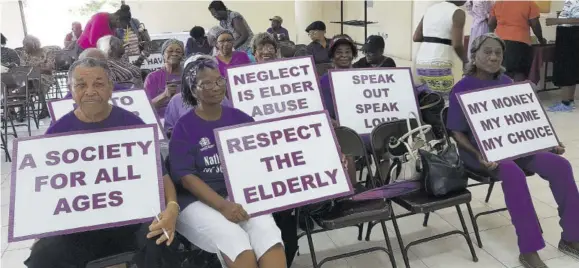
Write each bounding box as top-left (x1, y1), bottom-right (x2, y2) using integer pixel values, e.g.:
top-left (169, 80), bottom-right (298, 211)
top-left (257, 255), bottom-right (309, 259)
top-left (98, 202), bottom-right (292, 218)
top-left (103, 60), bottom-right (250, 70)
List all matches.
top-left (68, 0), bottom-right (120, 16)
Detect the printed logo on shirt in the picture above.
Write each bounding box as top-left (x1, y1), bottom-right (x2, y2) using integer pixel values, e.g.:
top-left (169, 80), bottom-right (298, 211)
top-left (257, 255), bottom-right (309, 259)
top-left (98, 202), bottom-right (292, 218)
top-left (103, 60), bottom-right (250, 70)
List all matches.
top-left (202, 153), bottom-right (222, 174)
top-left (199, 137), bottom-right (215, 152)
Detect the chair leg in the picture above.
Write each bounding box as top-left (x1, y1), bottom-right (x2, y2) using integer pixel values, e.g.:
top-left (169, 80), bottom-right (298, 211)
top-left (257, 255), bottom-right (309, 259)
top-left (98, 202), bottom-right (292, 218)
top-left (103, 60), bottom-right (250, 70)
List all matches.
top-left (455, 205), bottom-right (479, 262)
top-left (304, 214), bottom-right (319, 268)
top-left (356, 223), bottom-right (364, 241)
top-left (365, 221), bottom-right (378, 241)
top-left (484, 183), bottom-right (495, 203)
top-left (1, 134), bottom-right (10, 162)
top-left (423, 213), bottom-right (430, 227)
top-left (380, 220), bottom-right (397, 268)
top-left (9, 114), bottom-right (18, 138)
top-left (466, 203), bottom-right (483, 248)
top-left (24, 104), bottom-right (31, 136)
top-left (390, 207), bottom-right (410, 268)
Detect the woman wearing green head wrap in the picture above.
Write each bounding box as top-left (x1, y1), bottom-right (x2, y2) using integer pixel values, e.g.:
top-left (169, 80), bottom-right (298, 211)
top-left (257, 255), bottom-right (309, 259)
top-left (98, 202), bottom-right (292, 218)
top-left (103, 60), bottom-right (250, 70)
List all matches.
top-left (144, 38), bottom-right (184, 117)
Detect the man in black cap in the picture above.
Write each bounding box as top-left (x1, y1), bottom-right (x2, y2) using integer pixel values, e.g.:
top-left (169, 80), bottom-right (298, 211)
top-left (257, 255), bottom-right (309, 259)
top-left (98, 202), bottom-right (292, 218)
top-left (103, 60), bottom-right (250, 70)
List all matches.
top-left (353, 35), bottom-right (396, 68)
top-left (305, 21), bottom-right (331, 64)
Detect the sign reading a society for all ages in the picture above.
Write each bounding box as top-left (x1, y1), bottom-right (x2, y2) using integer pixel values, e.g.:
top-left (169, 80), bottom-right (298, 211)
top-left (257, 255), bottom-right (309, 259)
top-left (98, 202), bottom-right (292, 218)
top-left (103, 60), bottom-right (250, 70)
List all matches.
top-left (328, 68), bottom-right (420, 135)
top-left (214, 111), bottom-right (353, 216)
top-left (9, 125), bottom-right (164, 242)
top-left (457, 82), bottom-right (559, 162)
top-left (226, 56), bottom-right (324, 121)
top-left (48, 89), bottom-right (166, 139)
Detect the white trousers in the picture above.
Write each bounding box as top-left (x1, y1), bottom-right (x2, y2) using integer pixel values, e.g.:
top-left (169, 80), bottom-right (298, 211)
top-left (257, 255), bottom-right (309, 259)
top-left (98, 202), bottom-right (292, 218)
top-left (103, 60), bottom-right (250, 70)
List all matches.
top-left (176, 201), bottom-right (283, 262)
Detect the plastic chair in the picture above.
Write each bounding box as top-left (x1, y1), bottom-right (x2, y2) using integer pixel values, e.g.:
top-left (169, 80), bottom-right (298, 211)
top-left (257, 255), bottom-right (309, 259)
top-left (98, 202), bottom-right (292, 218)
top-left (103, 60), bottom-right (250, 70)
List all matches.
top-left (298, 126), bottom-right (397, 268)
top-left (370, 119), bottom-right (478, 268)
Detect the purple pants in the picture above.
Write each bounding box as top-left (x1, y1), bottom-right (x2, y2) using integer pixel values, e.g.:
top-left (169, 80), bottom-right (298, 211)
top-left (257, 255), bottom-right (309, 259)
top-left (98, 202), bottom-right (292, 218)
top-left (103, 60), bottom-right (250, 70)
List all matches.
top-left (493, 152), bottom-right (579, 253)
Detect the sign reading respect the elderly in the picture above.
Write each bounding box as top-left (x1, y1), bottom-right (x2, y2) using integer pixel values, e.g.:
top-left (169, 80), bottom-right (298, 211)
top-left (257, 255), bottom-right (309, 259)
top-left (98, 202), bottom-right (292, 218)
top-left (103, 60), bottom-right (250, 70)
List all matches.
top-left (8, 125), bottom-right (164, 242)
top-left (226, 56), bottom-right (324, 121)
top-left (457, 82), bottom-right (559, 162)
top-left (214, 111), bottom-right (353, 216)
top-left (47, 89), bottom-right (166, 139)
top-left (328, 68), bottom-right (420, 135)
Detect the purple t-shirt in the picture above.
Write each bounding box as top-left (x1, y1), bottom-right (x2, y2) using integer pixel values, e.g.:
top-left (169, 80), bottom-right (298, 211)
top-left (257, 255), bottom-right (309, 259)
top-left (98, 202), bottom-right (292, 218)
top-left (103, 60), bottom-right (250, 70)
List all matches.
top-left (163, 93), bottom-right (234, 132)
top-left (217, 51), bottom-right (251, 77)
top-left (46, 105), bottom-right (145, 134)
top-left (144, 68), bottom-right (182, 118)
top-left (169, 106), bottom-right (254, 207)
top-left (61, 83), bottom-right (133, 99)
top-left (446, 74), bottom-right (513, 167)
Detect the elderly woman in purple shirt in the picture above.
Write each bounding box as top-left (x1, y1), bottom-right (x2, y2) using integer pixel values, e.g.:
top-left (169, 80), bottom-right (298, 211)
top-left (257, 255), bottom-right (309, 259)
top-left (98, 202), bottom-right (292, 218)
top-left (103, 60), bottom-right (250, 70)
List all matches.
top-left (168, 55), bottom-right (286, 268)
top-left (466, 0), bottom-right (493, 53)
top-left (163, 54), bottom-right (233, 134)
top-left (143, 39), bottom-right (184, 118)
top-left (447, 33), bottom-right (579, 268)
top-left (207, 26), bottom-right (251, 78)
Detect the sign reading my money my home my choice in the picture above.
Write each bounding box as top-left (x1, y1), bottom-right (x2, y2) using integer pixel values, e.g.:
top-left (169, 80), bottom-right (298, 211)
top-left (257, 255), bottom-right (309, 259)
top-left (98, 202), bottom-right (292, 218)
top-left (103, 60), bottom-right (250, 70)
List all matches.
top-left (328, 68), bottom-right (420, 135)
top-left (214, 111), bottom-right (353, 216)
top-left (9, 125), bottom-right (164, 242)
top-left (457, 82), bottom-right (560, 162)
top-left (226, 56), bottom-right (324, 121)
top-left (47, 89), bottom-right (166, 139)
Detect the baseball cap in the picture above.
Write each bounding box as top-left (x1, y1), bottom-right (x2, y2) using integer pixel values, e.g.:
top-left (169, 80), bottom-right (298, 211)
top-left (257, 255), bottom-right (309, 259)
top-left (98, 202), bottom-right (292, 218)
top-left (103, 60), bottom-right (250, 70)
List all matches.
top-left (362, 35), bottom-right (385, 53)
top-left (305, 21), bottom-right (326, 32)
top-left (269, 16), bottom-right (283, 23)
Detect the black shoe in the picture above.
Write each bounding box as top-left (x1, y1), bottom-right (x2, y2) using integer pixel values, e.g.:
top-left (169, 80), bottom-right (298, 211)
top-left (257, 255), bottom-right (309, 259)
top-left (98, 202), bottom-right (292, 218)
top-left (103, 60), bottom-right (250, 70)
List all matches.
top-left (519, 252), bottom-right (548, 268)
top-left (559, 239), bottom-right (579, 259)
top-left (37, 111), bottom-right (50, 120)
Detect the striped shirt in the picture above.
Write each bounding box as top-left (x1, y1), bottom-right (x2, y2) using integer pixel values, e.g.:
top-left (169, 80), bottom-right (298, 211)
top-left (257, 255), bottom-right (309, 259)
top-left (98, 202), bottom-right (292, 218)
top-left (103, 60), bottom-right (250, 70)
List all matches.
top-left (124, 29), bottom-right (141, 56)
top-left (220, 10), bottom-right (254, 52)
top-left (107, 58), bottom-right (143, 86)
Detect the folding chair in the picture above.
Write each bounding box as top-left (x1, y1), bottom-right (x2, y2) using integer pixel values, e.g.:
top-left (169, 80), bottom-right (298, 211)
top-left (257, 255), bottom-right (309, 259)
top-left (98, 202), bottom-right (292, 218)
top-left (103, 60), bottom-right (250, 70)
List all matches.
top-left (439, 107), bottom-right (538, 248)
top-left (298, 126), bottom-right (397, 268)
top-left (85, 251), bottom-right (136, 268)
top-left (370, 119), bottom-right (478, 268)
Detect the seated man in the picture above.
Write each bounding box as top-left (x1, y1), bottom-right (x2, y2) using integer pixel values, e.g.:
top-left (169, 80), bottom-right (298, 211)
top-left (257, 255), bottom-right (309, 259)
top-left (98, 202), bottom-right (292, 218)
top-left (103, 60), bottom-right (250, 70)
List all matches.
top-left (25, 58), bottom-right (180, 268)
top-left (353, 35), bottom-right (396, 68)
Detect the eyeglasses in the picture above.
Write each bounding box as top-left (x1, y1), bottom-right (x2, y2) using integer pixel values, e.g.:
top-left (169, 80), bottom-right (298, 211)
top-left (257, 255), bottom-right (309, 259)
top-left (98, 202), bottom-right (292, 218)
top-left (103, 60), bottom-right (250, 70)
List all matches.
top-left (257, 45), bottom-right (276, 52)
top-left (197, 78), bottom-right (226, 90)
top-left (218, 39), bottom-right (234, 44)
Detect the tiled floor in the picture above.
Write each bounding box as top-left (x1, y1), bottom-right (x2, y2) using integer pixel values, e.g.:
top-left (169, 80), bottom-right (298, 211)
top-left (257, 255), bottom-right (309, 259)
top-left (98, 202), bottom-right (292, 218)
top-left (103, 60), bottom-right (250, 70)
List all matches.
top-left (2, 91), bottom-right (579, 267)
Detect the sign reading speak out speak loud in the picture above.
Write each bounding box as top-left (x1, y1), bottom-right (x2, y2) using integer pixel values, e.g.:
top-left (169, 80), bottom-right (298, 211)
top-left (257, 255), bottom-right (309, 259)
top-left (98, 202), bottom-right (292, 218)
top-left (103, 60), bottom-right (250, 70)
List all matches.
top-left (214, 111), bottom-right (353, 216)
top-left (328, 68), bottom-right (421, 135)
top-left (8, 125), bottom-right (164, 242)
top-left (226, 56), bottom-right (324, 121)
top-left (47, 89), bottom-right (166, 140)
top-left (457, 82), bottom-right (560, 162)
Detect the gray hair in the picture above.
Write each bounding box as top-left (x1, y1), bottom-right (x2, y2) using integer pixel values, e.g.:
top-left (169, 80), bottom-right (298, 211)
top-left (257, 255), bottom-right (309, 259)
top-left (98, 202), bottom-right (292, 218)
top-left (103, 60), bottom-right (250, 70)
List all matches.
top-left (251, 32), bottom-right (278, 55)
top-left (96, 35), bottom-right (124, 58)
top-left (206, 26), bottom-right (233, 47)
top-left (78, 48), bottom-right (106, 61)
top-left (68, 58), bottom-right (112, 84)
top-left (161, 38), bottom-right (184, 56)
top-left (464, 33), bottom-right (506, 78)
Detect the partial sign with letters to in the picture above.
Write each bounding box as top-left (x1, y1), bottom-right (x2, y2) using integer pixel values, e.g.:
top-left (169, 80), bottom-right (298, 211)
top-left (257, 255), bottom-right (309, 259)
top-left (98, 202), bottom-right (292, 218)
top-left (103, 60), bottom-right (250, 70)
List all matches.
top-left (328, 68), bottom-right (420, 135)
top-left (456, 82), bottom-right (559, 162)
top-left (47, 89), bottom-right (166, 140)
top-left (226, 56), bottom-right (324, 121)
top-left (214, 111), bottom-right (353, 216)
top-left (8, 125), bottom-right (164, 242)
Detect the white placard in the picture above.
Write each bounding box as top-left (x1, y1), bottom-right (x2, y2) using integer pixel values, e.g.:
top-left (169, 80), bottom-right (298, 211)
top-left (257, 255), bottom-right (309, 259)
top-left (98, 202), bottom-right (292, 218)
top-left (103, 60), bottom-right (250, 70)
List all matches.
top-left (47, 89), bottom-right (166, 140)
top-left (457, 82), bottom-right (559, 162)
top-left (214, 111), bottom-right (353, 216)
top-left (129, 54), bottom-right (164, 71)
top-left (328, 68), bottom-right (420, 135)
top-left (226, 56), bottom-right (324, 121)
top-left (9, 125), bottom-right (164, 242)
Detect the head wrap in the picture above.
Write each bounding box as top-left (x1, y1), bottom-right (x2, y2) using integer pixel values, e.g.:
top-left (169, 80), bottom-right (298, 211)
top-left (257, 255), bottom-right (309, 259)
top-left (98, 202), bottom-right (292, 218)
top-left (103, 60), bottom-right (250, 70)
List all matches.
top-left (206, 26), bottom-right (233, 47)
top-left (161, 38), bottom-right (184, 55)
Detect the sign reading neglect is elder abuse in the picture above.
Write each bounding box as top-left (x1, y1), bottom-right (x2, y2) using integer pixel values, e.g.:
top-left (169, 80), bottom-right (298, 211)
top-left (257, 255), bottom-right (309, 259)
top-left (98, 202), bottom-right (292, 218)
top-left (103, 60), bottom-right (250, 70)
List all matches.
top-left (226, 56), bottom-right (324, 121)
top-left (328, 68), bottom-right (420, 135)
top-left (47, 89), bottom-right (166, 139)
top-left (457, 82), bottom-right (559, 162)
top-left (8, 125), bottom-right (164, 242)
top-left (214, 111), bottom-right (353, 216)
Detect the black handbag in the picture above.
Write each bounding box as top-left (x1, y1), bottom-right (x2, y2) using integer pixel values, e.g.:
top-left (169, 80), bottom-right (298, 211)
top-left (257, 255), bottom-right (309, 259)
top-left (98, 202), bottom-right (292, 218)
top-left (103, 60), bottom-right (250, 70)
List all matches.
top-left (419, 143), bottom-right (467, 197)
top-left (418, 91), bottom-right (446, 140)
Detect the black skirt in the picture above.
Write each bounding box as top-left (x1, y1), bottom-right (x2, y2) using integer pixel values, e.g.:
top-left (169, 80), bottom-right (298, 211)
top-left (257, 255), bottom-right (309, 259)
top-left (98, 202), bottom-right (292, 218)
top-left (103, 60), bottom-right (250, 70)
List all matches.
top-left (553, 26), bottom-right (579, 87)
top-left (502, 40), bottom-right (533, 76)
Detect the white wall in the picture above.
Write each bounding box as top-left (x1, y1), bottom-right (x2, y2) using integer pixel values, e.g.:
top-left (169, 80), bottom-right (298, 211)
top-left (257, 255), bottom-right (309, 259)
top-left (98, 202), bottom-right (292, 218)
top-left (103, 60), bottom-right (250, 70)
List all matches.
top-left (1, 1), bottom-right (26, 48)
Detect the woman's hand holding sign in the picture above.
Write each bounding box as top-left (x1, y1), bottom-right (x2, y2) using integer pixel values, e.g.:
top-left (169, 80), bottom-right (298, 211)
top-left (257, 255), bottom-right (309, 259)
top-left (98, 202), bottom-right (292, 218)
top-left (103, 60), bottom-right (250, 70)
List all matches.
top-left (477, 154), bottom-right (498, 171)
top-left (219, 200), bottom-right (250, 223)
top-left (147, 203), bottom-right (179, 245)
top-left (553, 143), bottom-right (566, 155)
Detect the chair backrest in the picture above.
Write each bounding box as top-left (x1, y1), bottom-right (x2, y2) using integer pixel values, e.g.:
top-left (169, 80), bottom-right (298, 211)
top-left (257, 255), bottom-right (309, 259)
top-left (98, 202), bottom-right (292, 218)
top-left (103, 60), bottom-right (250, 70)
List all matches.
top-left (293, 44), bottom-right (308, 57)
top-left (334, 126), bottom-right (367, 158)
top-left (279, 43), bottom-right (296, 58)
top-left (53, 50), bottom-right (76, 71)
top-left (0, 73), bottom-right (24, 89)
top-left (9, 66), bottom-right (41, 80)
